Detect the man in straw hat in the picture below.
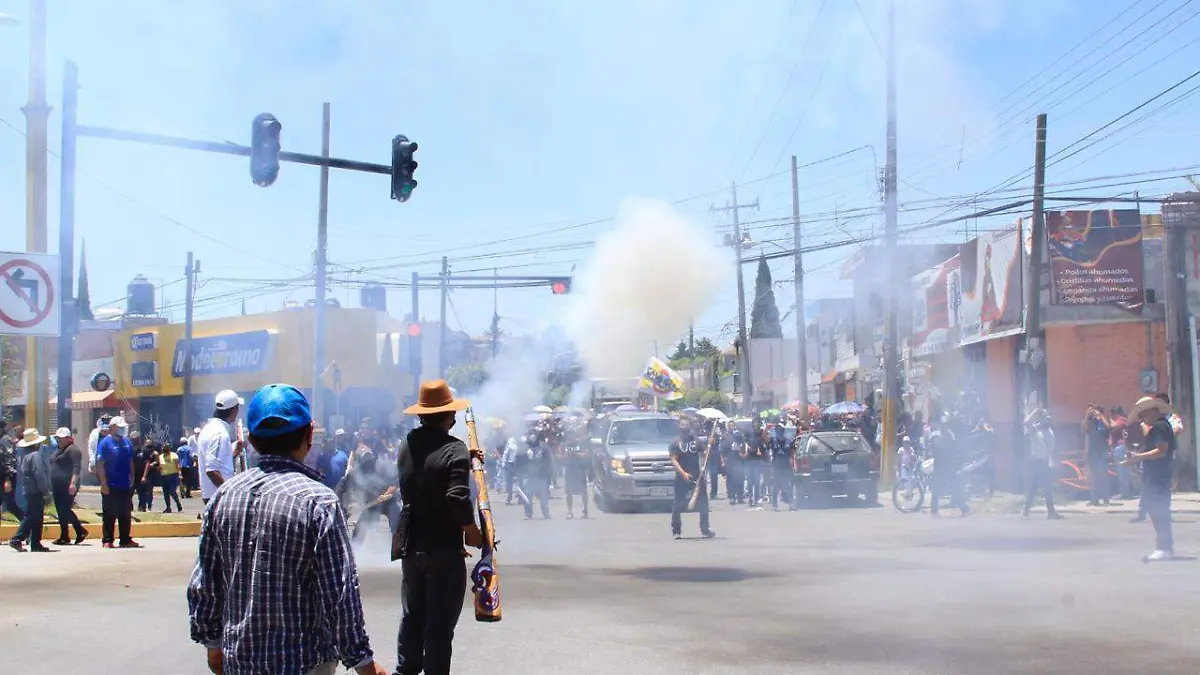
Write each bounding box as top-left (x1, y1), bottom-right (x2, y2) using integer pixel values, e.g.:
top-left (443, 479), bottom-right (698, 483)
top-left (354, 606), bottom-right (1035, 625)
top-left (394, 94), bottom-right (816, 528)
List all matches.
top-left (393, 379), bottom-right (483, 675)
top-left (1123, 396), bottom-right (1177, 561)
top-left (7, 428), bottom-right (52, 552)
top-left (188, 384), bottom-right (388, 675)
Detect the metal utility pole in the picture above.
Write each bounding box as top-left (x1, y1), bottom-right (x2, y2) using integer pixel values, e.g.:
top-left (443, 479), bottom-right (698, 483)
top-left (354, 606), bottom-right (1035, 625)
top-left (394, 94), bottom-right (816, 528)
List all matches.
top-left (1023, 114), bottom-right (1049, 414)
top-left (1163, 195), bottom-right (1199, 490)
top-left (182, 253), bottom-right (199, 427)
top-left (880, 0), bottom-right (901, 480)
top-left (438, 256), bottom-right (449, 378)
top-left (791, 156), bottom-right (808, 407)
top-left (688, 321), bottom-right (695, 388)
top-left (24, 0), bottom-right (50, 432)
top-left (313, 103), bottom-right (331, 428)
top-left (410, 271), bottom-right (422, 401)
top-left (56, 60), bottom-right (79, 420)
top-left (491, 267), bottom-right (500, 359)
top-left (713, 182), bottom-right (759, 415)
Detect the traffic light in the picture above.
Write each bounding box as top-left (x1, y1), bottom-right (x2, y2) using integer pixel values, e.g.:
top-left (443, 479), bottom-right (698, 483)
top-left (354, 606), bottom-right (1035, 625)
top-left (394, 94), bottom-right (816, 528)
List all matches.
top-left (407, 322), bottom-right (422, 337)
top-left (249, 113), bottom-right (282, 187)
top-left (391, 135), bottom-right (418, 202)
top-left (550, 277), bottom-right (571, 295)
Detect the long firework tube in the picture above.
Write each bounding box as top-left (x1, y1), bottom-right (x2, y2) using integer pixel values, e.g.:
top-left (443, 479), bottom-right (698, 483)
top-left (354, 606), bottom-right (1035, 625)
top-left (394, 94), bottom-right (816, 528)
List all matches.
top-left (465, 407), bottom-right (502, 623)
top-left (687, 430), bottom-right (715, 510)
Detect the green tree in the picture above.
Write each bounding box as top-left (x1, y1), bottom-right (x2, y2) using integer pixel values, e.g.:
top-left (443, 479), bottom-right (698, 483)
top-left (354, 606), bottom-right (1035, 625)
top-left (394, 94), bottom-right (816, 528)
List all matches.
top-left (446, 362), bottom-right (489, 393)
top-left (77, 240), bottom-right (94, 321)
top-left (750, 255), bottom-right (783, 338)
top-left (668, 340), bottom-right (689, 361)
top-left (693, 337), bottom-right (719, 359)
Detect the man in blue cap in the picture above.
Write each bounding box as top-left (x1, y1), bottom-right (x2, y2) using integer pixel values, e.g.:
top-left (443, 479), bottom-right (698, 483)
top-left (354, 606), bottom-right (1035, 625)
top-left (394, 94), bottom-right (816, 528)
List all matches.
top-left (187, 383), bottom-right (388, 675)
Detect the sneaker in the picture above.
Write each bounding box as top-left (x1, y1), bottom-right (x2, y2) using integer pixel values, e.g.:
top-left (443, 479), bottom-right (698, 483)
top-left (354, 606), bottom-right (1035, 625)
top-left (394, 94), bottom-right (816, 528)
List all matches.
top-left (1047, 513), bottom-right (1066, 520)
top-left (8, 540), bottom-right (25, 552)
top-left (118, 540), bottom-right (142, 549)
top-left (75, 529), bottom-right (89, 545)
top-left (102, 541), bottom-right (115, 549)
top-left (673, 533), bottom-right (682, 540)
top-left (701, 530), bottom-right (716, 539)
top-left (29, 544), bottom-right (52, 553)
top-left (1144, 549), bottom-right (1174, 562)
top-left (52, 538), bottom-right (72, 546)
top-left (1130, 515), bottom-right (1146, 523)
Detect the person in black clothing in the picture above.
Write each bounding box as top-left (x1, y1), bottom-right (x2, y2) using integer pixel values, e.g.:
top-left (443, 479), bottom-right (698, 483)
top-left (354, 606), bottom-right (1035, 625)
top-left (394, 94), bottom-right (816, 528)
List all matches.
top-left (337, 449), bottom-right (400, 545)
top-left (8, 428), bottom-right (53, 552)
top-left (523, 434), bottom-right (553, 520)
top-left (669, 417), bottom-right (715, 540)
top-left (562, 425), bottom-right (590, 519)
top-left (768, 424), bottom-right (795, 511)
top-left (1123, 396), bottom-right (1176, 561)
top-left (929, 413), bottom-right (970, 517)
top-left (0, 423), bottom-right (24, 522)
top-left (743, 419), bottom-right (767, 508)
top-left (49, 428), bottom-right (88, 545)
top-left (132, 435), bottom-right (154, 512)
top-left (725, 428), bottom-right (746, 505)
top-left (393, 380), bottom-right (483, 675)
top-left (703, 420), bottom-right (722, 500)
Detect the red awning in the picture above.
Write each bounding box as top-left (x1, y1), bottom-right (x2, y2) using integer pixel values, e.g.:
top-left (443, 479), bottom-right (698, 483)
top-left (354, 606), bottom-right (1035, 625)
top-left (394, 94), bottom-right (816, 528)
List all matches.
top-left (68, 390), bottom-right (115, 410)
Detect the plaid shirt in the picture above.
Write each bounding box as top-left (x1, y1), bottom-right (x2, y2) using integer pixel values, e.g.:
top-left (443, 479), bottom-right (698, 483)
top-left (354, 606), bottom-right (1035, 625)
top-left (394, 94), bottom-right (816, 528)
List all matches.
top-left (187, 455), bottom-right (374, 674)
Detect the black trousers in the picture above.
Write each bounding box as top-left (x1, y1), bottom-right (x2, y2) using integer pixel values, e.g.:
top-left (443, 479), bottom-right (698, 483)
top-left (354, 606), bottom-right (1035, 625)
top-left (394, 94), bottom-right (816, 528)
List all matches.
top-left (353, 500), bottom-right (402, 544)
top-left (1022, 459), bottom-right (1058, 516)
top-left (707, 459), bottom-right (721, 499)
top-left (11, 490), bottom-right (46, 546)
top-left (395, 550), bottom-right (467, 675)
top-left (101, 488), bottom-right (134, 544)
top-left (725, 461), bottom-right (744, 503)
top-left (671, 476), bottom-right (710, 535)
top-left (1143, 482), bottom-right (1173, 553)
top-left (51, 480), bottom-right (85, 540)
top-left (771, 461), bottom-right (793, 509)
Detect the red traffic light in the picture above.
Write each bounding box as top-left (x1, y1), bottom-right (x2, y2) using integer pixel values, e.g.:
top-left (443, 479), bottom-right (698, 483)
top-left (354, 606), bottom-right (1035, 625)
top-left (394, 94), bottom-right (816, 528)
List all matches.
top-left (407, 322), bottom-right (422, 337)
top-left (550, 278), bottom-right (571, 295)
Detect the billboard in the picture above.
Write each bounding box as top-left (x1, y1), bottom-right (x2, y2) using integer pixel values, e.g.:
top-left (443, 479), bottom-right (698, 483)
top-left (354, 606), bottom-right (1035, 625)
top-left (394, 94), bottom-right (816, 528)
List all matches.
top-left (910, 256), bottom-right (960, 357)
top-left (1046, 209), bottom-right (1144, 309)
top-left (957, 225), bottom-right (1024, 346)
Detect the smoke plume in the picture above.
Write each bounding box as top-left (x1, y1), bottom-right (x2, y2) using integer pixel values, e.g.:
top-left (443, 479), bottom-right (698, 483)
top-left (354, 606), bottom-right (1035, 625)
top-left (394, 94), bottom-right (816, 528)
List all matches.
top-left (566, 198), bottom-right (730, 378)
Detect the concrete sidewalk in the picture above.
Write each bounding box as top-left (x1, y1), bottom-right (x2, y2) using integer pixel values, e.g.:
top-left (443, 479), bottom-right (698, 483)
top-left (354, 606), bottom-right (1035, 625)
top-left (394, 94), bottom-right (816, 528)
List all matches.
top-left (1028, 491), bottom-right (1200, 515)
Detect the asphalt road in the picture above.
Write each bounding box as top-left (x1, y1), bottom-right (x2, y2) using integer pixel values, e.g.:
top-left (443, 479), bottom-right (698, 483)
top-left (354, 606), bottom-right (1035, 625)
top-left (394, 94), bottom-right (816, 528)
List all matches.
top-left (4, 495), bottom-right (1197, 674)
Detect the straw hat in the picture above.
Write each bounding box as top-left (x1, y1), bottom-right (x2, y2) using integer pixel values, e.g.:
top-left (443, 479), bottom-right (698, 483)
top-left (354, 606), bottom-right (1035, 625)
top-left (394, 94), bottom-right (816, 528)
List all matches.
top-left (404, 379), bottom-right (470, 415)
top-left (17, 427), bottom-right (47, 448)
top-left (1131, 396), bottom-right (1172, 418)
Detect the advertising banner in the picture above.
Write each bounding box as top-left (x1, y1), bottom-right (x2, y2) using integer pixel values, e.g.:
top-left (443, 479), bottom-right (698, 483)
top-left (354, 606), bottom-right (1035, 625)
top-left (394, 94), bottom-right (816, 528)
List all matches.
top-left (171, 330), bottom-right (274, 378)
top-left (1046, 209), bottom-right (1144, 309)
top-left (957, 225), bottom-right (1024, 346)
top-left (910, 257), bottom-right (960, 357)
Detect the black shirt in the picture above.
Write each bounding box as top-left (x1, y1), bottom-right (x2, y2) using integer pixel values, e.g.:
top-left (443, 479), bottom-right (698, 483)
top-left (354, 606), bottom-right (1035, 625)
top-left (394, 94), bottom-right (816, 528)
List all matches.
top-left (669, 435), bottom-right (705, 477)
top-left (1143, 419), bottom-right (1176, 488)
top-left (50, 442), bottom-right (82, 485)
top-left (396, 426), bottom-right (474, 554)
top-left (744, 432), bottom-right (766, 461)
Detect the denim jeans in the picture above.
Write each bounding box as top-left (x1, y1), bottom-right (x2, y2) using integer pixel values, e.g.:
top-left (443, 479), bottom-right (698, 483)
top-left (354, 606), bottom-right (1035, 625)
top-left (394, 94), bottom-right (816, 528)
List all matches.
top-left (1112, 444), bottom-right (1133, 497)
top-left (136, 482), bottom-right (154, 511)
top-left (1022, 459), bottom-right (1057, 516)
top-left (770, 461), bottom-right (793, 510)
top-left (161, 474), bottom-right (183, 511)
top-left (1087, 452), bottom-right (1110, 503)
top-left (745, 461), bottom-right (763, 505)
top-left (395, 550), bottom-right (467, 675)
top-left (522, 474), bottom-right (550, 518)
top-left (671, 477), bottom-right (710, 535)
top-left (725, 460), bottom-right (745, 503)
top-left (1143, 482), bottom-right (1173, 553)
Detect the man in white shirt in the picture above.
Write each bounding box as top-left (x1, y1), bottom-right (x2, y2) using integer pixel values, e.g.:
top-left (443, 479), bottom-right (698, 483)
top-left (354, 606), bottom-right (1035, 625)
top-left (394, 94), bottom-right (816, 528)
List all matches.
top-left (87, 414), bottom-right (113, 475)
top-left (198, 390), bottom-right (243, 505)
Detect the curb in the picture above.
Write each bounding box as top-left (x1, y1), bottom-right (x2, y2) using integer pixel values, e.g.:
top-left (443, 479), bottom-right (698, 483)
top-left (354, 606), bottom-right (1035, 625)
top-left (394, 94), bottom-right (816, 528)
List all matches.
top-left (0, 520), bottom-right (200, 539)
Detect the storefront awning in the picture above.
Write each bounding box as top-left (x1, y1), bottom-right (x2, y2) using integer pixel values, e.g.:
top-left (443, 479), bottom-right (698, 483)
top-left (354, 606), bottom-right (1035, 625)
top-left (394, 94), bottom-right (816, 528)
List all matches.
top-left (68, 390), bottom-right (115, 410)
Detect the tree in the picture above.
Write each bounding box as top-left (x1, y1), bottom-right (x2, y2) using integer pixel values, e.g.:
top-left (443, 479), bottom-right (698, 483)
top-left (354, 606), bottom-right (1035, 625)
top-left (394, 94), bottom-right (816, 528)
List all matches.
top-left (446, 362), bottom-right (489, 393)
top-left (693, 337), bottom-right (719, 359)
top-left (668, 340), bottom-right (689, 361)
top-left (750, 255), bottom-right (783, 338)
top-left (77, 240), bottom-right (94, 321)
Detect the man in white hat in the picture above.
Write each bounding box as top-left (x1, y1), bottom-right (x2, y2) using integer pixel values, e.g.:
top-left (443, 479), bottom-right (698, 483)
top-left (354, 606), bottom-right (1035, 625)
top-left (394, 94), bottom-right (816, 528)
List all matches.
top-left (96, 416), bottom-right (140, 548)
top-left (7, 428), bottom-right (52, 552)
top-left (1123, 396), bottom-right (1177, 561)
top-left (198, 390), bottom-right (244, 507)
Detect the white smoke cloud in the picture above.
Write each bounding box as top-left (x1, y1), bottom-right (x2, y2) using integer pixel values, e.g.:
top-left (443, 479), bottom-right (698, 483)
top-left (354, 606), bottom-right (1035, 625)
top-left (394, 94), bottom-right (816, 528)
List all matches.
top-left (566, 198), bottom-right (731, 379)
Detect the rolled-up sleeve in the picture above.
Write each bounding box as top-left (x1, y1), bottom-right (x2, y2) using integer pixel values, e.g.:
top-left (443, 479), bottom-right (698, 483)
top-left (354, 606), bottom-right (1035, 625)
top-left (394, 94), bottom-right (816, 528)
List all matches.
top-left (187, 505), bottom-right (225, 649)
top-left (444, 443), bottom-right (475, 527)
top-left (312, 499), bottom-right (373, 669)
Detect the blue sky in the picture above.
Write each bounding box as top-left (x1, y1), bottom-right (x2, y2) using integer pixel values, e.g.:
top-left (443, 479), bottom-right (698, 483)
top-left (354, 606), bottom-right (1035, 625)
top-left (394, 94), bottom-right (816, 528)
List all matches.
top-left (1, 0), bottom-right (1197, 349)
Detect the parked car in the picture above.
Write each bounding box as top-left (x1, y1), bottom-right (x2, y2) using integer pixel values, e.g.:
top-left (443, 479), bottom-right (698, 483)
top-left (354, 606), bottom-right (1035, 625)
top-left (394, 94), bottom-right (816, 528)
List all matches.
top-left (793, 430), bottom-right (880, 506)
top-left (590, 411), bottom-right (679, 512)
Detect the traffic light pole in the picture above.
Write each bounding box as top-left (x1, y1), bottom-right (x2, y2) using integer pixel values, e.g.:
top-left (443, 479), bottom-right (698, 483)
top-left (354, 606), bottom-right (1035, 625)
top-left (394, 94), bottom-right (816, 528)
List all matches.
top-left (438, 256), bottom-right (449, 380)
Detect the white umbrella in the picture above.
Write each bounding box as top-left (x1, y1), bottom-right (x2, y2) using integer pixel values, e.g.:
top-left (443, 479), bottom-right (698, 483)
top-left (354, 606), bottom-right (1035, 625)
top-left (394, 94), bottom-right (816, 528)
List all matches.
top-left (696, 407), bottom-right (728, 420)
top-left (532, 405), bottom-right (553, 414)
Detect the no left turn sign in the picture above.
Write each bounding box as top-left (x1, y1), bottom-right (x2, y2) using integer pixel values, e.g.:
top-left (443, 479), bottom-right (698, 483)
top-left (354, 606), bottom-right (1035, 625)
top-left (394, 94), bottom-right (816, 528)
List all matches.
top-left (0, 252), bottom-right (61, 337)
